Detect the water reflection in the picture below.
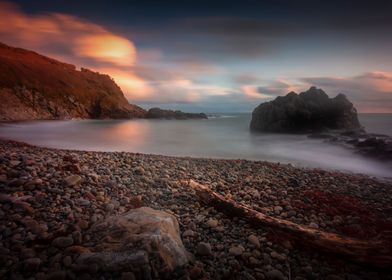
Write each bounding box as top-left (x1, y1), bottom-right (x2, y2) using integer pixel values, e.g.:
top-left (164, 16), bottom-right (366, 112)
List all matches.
top-left (0, 115), bottom-right (391, 178)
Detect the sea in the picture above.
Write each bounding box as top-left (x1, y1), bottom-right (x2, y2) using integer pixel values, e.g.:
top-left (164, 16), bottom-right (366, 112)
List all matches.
top-left (0, 113), bottom-right (391, 178)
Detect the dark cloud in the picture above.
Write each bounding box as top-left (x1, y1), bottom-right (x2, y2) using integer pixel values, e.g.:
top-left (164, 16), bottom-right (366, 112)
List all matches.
top-left (300, 72), bottom-right (392, 112)
top-left (234, 74), bottom-right (261, 85)
top-left (257, 80), bottom-right (293, 96)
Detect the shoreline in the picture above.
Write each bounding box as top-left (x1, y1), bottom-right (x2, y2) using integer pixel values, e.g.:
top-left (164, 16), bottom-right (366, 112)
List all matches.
top-left (1, 135), bottom-right (391, 182)
top-left (0, 139), bottom-right (391, 279)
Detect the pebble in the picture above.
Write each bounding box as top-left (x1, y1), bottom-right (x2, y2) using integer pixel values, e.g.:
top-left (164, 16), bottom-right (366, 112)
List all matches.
top-left (206, 218), bottom-right (218, 228)
top-left (183, 229), bottom-right (196, 237)
top-left (270, 251), bottom-right (286, 262)
top-left (121, 272), bottom-right (136, 280)
top-left (0, 140), bottom-right (390, 280)
top-left (52, 236), bottom-right (74, 248)
top-left (64, 175), bottom-right (82, 186)
top-left (266, 269), bottom-right (286, 280)
top-left (189, 265), bottom-right (203, 280)
top-left (248, 234), bottom-right (260, 248)
top-left (196, 242), bottom-right (212, 256)
top-left (309, 222), bottom-right (319, 229)
top-left (23, 257), bottom-right (41, 271)
top-left (229, 245), bottom-right (245, 256)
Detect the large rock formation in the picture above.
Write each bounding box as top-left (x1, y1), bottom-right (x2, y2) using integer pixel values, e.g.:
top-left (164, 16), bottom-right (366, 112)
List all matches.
top-left (0, 42), bottom-right (146, 121)
top-left (250, 87), bottom-right (362, 133)
top-left (146, 107), bottom-right (207, 120)
top-left (77, 207), bottom-right (189, 278)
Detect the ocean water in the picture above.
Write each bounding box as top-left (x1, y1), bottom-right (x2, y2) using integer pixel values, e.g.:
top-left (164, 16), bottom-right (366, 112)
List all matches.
top-left (0, 113), bottom-right (391, 178)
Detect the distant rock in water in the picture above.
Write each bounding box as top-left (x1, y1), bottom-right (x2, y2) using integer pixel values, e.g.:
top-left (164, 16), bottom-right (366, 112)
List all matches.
top-left (250, 87), bottom-right (362, 133)
top-left (146, 107), bottom-right (207, 119)
top-left (0, 42), bottom-right (146, 121)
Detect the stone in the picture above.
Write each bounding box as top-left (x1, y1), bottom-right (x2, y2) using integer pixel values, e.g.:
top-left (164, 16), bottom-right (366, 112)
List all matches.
top-left (250, 87), bottom-right (361, 133)
top-left (64, 246), bottom-right (91, 254)
top-left (189, 265), bottom-right (203, 280)
top-left (23, 257), bottom-right (41, 271)
top-left (183, 229), bottom-right (196, 237)
top-left (229, 245), bottom-right (245, 256)
top-left (274, 206), bottom-right (283, 214)
top-left (270, 251), bottom-right (286, 261)
top-left (52, 236), bottom-right (74, 248)
top-left (248, 235), bottom-right (260, 249)
top-left (206, 218), bottom-right (218, 228)
top-left (64, 175), bottom-right (82, 187)
top-left (77, 198), bottom-right (90, 206)
top-left (43, 271), bottom-right (67, 280)
top-left (77, 207), bottom-right (189, 274)
top-left (121, 272), bottom-right (136, 280)
top-left (197, 242), bottom-right (212, 256)
top-left (309, 222), bottom-right (319, 229)
top-left (63, 256), bottom-right (72, 267)
top-left (10, 160), bottom-right (21, 167)
top-left (266, 269), bottom-right (286, 280)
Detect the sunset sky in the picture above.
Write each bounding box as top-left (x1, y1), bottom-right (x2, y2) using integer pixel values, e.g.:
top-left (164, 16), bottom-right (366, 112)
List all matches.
top-left (1, 0), bottom-right (391, 112)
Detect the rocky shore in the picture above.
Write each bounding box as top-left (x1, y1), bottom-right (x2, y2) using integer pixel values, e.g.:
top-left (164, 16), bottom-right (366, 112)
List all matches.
top-left (0, 139), bottom-right (391, 280)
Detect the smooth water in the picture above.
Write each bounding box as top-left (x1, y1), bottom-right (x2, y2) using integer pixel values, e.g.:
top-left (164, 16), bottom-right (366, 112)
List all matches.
top-left (0, 113), bottom-right (391, 178)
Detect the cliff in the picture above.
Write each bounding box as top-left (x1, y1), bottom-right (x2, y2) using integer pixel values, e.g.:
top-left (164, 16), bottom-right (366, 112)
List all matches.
top-left (0, 42), bottom-right (146, 121)
top-left (250, 87), bottom-right (362, 133)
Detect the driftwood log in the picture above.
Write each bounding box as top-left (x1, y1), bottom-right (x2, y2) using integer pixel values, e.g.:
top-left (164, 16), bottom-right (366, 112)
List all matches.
top-left (181, 179), bottom-right (392, 268)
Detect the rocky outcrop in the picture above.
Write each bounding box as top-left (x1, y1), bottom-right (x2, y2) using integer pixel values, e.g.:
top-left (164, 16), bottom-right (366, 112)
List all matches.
top-left (77, 207), bottom-right (189, 277)
top-left (309, 131), bottom-right (392, 161)
top-left (146, 108), bottom-right (207, 120)
top-left (250, 87), bottom-right (361, 133)
top-left (0, 42), bottom-right (146, 121)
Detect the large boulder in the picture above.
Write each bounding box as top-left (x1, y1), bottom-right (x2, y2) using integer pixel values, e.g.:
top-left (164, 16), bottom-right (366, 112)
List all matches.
top-left (77, 207), bottom-right (189, 278)
top-left (250, 87), bottom-right (362, 133)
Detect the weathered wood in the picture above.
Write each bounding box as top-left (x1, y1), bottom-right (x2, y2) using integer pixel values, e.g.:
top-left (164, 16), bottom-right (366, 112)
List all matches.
top-left (182, 179), bottom-right (392, 268)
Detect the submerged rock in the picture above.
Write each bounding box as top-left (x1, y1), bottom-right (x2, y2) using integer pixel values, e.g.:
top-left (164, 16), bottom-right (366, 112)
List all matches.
top-left (77, 207), bottom-right (189, 276)
top-left (250, 87), bottom-right (361, 133)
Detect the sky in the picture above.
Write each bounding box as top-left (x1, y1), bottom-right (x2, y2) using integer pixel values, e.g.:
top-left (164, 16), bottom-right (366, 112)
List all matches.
top-left (0, 0), bottom-right (392, 113)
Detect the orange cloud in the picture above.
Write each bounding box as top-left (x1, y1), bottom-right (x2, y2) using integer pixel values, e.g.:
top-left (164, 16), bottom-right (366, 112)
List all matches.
top-left (0, 1), bottom-right (139, 96)
top-left (0, 1), bottom-right (216, 105)
top-left (74, 35), bottom-right (136, 66)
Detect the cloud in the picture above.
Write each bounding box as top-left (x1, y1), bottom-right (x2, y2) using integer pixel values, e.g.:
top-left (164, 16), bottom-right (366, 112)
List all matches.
top-left (257, 80), bottom-right (299, 96)
top-left (0, 2), bottom-right (137, 67)
top-left (0, 1), bottom-right (228, 105)
top-left (73, 34), bottom-right (136, 66)
top-left (0, 1), bottom-right (145, 99)
top-left (301, 71), bottom-right (392, 112)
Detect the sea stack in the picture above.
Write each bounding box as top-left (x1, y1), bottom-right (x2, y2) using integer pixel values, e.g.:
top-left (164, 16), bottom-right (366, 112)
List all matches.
top-left (250, 86), bottom-right (362, 133)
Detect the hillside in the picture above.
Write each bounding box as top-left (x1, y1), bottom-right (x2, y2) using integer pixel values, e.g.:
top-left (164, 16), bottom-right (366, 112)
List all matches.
top-left (0, 42), bottom-right (146, 121)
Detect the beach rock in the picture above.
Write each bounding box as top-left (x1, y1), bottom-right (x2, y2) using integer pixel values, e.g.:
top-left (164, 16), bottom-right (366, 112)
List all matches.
top-left (266, 269), bottom-right (286, 280)
top-left (183, 229), bottom-right (196, 237)
top-left (23, 257), bottom-right (41, 271)
top-left (52, 236), bottom-right (74, 248)
top-left (197, 242), bottom-right (212, 256)
top-left (77, 207), bottom-right (189, 275)
top-left (64, 175), bottom-right (82, 187)
top-left (229, 245), bottom-right (245, 256)
top-left (248, 235), bottom-right (261, 248)
top-left (121, 272), bottom-right (136, 280)
top-left (250, 87), bottom-right (361, 133)
top-left (206, 218), bottom-right (218, 228)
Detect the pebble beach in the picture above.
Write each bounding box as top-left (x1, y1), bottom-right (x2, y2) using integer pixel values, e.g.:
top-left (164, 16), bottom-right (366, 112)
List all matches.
top-left (0, 139), bottom-right (391, 280)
